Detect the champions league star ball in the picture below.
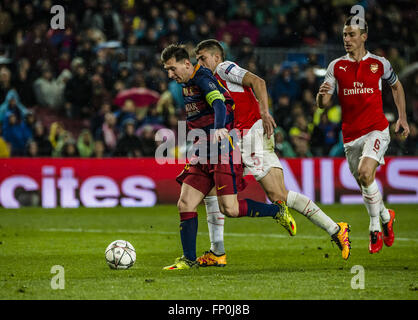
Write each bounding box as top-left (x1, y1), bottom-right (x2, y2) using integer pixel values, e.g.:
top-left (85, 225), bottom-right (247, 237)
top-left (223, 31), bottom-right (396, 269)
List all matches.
top-left (105, 240), bottom-right (136, 270)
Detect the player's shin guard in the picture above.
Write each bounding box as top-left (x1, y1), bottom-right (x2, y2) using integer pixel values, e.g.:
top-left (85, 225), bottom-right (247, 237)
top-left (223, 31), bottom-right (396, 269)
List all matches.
top-left (179, 212), bottom-right (198, 261)
top-left (286, 190), bottom-right (339, 235)
top-left (204, 196), bottom-right (225, 255)
top-left (361, 181), bottom-right (382, 232)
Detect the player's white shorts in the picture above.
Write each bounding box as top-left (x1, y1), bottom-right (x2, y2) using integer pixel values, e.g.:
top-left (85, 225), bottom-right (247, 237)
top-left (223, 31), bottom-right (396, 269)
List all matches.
top-left (240, 119), bottom-right (282, 181)
top-left (343, 126), bottom-right (390, 180)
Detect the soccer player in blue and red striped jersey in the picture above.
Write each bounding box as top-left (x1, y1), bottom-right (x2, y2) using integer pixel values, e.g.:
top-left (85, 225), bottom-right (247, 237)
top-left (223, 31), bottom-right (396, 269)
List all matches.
top-left (160, 44), bottom-right (296, 270)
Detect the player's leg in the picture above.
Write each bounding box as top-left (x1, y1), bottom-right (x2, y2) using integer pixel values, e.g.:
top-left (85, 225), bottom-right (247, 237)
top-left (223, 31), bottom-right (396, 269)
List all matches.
top-left (246, 126), bottom-right (344, 241)
top-left (259, 167), bottom-right (350, 259)
top-left (198, 187), bottom-right (228, 267)
top-left (177, 182), bottom-right (206, 258)
top-left (212, 157), bottom-right (290, 224)
top-left (356, 129), bottom-right (393, 240)
top-left (261, 167), bottom-right (340, 236)
top-left (350, 127), bottom-right (392, 253)
top-left (245, 126), bottom-right (350, 259)
top-left (164, 165), bottom-right (213, 270)
top-left (203, 188), bottom-right (225, 256)
top-left (238, 121), bottom-right (296, 234)
top-left (357, 156), bottom-right (385, 253)
top-left (357, 160), bottom-right (394, 249)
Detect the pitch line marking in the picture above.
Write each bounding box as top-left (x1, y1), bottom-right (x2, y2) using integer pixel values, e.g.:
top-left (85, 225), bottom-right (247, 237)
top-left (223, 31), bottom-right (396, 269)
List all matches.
top-left (39, 228), bottom-right (418, 242)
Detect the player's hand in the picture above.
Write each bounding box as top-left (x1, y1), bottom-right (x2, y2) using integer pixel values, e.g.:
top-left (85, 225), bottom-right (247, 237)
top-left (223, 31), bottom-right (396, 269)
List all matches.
top-left (213, 128), bottom-right (229, 143)
top-left (395, 118), bottom-right (410, 138)
top-left (261, 112), bottom-right (277, 139)
top-left (318, 82), bottom-right (332, 95)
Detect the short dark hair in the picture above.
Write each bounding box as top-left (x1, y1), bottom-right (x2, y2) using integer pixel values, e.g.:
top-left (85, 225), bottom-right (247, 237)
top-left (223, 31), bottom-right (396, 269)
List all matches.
top-left (195, 39), bottom-right (225, 61)
top-left (160, 44), bottom-right (190, 63)
top-left (344, 15), bottom-right (368, 34)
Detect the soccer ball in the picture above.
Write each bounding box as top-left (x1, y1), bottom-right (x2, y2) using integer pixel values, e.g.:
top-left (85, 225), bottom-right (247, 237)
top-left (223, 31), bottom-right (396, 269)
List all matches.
top-left (105, 240), bottom-right (136, 270)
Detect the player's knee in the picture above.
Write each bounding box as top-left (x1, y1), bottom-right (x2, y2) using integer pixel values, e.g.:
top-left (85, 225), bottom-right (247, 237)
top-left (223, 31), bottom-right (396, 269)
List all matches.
top-left (177, 197), bottom-right (192, 212)
top-left (218, 202), bottom-right (239, 217)
top-left (358, 167), bottom-right (373, 186)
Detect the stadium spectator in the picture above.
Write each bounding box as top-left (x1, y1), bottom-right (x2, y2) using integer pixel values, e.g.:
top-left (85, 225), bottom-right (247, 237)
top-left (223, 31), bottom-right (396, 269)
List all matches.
top-left (113, 119), bottom-right (143, 157)
top-left (156, 82), bottom-right (176, 124)
top-left (33, 121), bottom-right (53, 157)
top-left (92, 139), bottom-right (107, 158)
top-left (12, 58), bottom-right (36, 107)
top-left (0, 67), bottom-right (13, 103)
top-left (311, 112), bottom-right (340, 156)
top-left (91, 103), bottom-right (112, 139)
top-left (328, 131), bottom-right (345, 157)
top-left (273, 94), bottom-right (292, 132)
top-left (61, 138), bottom-right (79, 157)
top-left (2, 111), bottom-right (32, 156)
top-left (64, 62), bottom-right (92, 118)
top-left (387, 47), bottom-right (407, 74)
top-left (24, 111), bottom-right (37, 135)
top-left (300, 67), bottom-right (320, 97)
top-left (115, 99), bottom-right (137, 130)
top-left (48, 121), bottom-right (70, 157)
top-left (301, 89), bottom-right (317, 116)
top-left (77, 129), bottom-right (95, 158)
top-left (99, 111), bottom-right (119, 153)
top-left (274, 126), bottom-right (296, 158)
top-left (0, 126), bottom-right (11, 158)
top-left (138, 125), bottom-right (157, 157)
top-left (0, 89), bottom-right (29, 123)
top-left (90, 74), bottom-right (112, 112)
top-left (293, 138), bottom-right (313, 158)
top-left (289, 114), bottom-right (313, 158)
top-left (25, 139), bottom-right (39, 157)
top-left (16, 22), bottom-right (57, 67)
top-left (89, 0), bottom-right (124, 42)
top-left (33, 67), bottom-right (71, 110)
top-left (140, 105), bottom-right (164, 127)
top-left (271, 66), bottom-right (300, 104)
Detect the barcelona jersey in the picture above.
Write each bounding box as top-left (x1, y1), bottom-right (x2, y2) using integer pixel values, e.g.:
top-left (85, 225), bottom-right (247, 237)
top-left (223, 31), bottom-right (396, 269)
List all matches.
top-left (183, 64), bottom-right (235, 133)
top-left (182, 64), bottom-right (237, 161)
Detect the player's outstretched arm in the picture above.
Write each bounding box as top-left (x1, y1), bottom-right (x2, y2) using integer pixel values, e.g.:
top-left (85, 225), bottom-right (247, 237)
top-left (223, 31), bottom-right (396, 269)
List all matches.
top-left (391, 80), bottom-right (410, 138)
top-left (316, 82), bottom-right (333, 109)
top-left (242, 72), bottom-right (276, 138)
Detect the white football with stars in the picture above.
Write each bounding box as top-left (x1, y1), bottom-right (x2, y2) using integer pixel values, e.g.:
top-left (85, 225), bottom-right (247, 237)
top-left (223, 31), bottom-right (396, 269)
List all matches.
top-left (105, 240), bottom-right (136, 270)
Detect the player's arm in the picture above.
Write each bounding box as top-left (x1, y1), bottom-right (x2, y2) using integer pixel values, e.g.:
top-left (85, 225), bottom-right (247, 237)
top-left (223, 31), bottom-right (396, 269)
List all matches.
top-left (316, 60), bottom-right (337, 109)
top-left (241, 72), bottom-right (276, 138)
top-left (390, 80), bottom-right (409, 138)
top-left (316, 82), bottom-right (333, 109)
top-left (197, 76), bottom-right (229, 141)
top-left (381, 58), bottom-right (410, 138)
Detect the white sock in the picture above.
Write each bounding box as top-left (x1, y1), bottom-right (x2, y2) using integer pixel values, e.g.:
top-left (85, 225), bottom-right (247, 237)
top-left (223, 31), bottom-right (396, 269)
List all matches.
top-left (286, 190), bottom-right (339, 236)
top-left (380, 200), bottom-right (391, 224)
top-left (361, 180), bottom-right (382, 232)
top-left (204, 196), bottom-right (225, 255)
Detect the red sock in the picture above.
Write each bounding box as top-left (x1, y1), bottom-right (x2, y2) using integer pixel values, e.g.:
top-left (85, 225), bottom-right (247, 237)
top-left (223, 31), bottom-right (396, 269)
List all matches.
top-left (180, 211), bottom-right (198, 221)
top-left (238, 200), bottom-right (248, 217)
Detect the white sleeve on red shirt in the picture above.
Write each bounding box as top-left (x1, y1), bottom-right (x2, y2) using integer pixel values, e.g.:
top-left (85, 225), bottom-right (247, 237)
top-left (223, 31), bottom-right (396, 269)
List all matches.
top-left (324, 58), bottom-right (339, 94)
top-left (381, 57), bottom-right (398, 86)
top-left (216, 61), bottom-right (248, 85)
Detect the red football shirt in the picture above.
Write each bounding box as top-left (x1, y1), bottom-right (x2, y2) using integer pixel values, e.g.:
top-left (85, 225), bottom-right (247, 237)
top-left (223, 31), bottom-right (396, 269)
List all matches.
top-left (215, 61), bottom-right (261, 132)
top-left (325, 51), bottom-right (398, 143)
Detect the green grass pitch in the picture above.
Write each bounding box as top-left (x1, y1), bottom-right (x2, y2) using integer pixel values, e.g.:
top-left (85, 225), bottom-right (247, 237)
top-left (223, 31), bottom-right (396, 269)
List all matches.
top-left (0, 204), bottom-right (417, 300)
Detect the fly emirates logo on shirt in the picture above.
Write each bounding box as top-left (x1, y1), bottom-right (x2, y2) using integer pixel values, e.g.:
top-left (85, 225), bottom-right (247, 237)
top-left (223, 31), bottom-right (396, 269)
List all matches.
top-left (343, 82), bottom-right (374, 96)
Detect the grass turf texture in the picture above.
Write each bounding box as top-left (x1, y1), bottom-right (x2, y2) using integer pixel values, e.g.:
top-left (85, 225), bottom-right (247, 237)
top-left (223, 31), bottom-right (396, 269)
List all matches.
top-left (0, 204), bottom-right (417, 300)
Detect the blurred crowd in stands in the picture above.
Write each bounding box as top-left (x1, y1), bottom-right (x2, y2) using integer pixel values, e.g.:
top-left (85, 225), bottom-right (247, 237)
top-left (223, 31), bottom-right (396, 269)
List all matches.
top-left (0, 0), bottom-right (416, 158)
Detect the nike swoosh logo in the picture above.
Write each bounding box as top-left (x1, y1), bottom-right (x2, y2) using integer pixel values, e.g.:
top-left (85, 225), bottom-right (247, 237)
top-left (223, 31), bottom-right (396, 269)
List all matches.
top-left (217, 185), bottom-right (227, 190)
